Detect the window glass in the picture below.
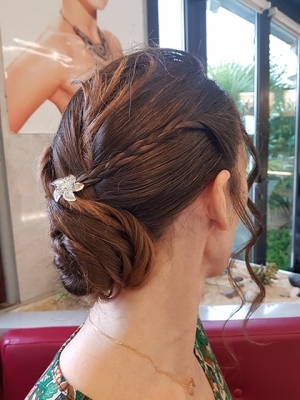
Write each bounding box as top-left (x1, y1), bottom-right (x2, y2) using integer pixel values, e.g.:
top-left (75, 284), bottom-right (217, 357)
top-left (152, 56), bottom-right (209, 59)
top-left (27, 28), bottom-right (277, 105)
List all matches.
top-left (158, 0), bottom-right (185, 50)
top-left (207, 0), bottom-right (255, 134)
top-left (206, 0), bottom-right (256, 253)
top-left (267, 24), bottom-right (298, 270)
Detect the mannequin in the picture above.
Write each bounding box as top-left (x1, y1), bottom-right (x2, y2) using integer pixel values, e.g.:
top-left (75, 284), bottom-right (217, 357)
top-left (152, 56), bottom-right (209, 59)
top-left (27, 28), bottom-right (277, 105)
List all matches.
top-left (5, 0), bottom-right (122, 133)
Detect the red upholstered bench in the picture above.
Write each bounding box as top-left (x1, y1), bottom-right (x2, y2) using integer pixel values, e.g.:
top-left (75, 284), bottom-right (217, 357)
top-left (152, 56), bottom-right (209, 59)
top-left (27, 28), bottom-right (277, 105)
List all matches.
top-left (1, 317), bottom-right (300, 400)
top-left (204, 317), bottom-right (300, 400)
top-left (1, 326), bottom-right (76, 400)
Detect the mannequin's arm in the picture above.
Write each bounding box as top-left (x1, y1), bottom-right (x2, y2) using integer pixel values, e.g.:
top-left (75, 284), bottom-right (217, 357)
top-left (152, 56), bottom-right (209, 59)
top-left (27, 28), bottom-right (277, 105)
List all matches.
top-left (5, 40), bottom-right (65, 133)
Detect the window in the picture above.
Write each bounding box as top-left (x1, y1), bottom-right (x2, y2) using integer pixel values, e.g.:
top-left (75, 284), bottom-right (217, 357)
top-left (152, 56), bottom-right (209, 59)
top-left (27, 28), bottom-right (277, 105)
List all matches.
top-left (154, 0), bottom-right (300, 270)
top-left (267, 24), bottom-right (298, 270)
top-left (207, 0), bottom-right (256, 252)
top-left (158, 0), bottom-right (185, 50)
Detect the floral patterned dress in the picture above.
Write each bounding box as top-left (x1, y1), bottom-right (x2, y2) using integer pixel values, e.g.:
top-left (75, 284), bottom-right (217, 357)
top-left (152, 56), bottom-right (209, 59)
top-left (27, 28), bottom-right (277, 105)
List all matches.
top-left (26, 319), bottom-right (232, 400)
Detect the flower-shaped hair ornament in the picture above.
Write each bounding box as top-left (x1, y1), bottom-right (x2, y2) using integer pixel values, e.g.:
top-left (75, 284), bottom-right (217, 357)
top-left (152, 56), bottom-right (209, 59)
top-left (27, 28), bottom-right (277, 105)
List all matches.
top-left (51, 175), bottom-right (84, 202)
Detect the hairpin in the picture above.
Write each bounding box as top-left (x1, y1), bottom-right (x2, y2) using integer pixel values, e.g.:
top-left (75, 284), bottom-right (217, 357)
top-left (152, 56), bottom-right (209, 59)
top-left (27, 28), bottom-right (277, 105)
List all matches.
top-left (51, 175), bottom-right (84, 202)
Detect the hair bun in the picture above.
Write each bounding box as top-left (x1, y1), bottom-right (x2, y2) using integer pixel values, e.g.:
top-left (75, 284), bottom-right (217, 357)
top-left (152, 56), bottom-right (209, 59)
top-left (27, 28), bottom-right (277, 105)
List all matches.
top-left (52, 233), bottom-right (91, 296)
top-left (50, 201), bottom-right (154, 300)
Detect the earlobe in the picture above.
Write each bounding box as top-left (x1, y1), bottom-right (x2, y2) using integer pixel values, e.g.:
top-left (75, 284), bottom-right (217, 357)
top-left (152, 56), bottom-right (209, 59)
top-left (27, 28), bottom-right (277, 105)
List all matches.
top-left (206, 170), bottom-right (231, 231)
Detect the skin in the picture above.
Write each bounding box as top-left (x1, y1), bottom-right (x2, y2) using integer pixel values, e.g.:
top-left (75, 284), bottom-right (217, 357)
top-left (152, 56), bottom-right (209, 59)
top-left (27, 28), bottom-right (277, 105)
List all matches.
top-left (59, 148), bottom-right (248, 400)
top-left (5, 0), bottom-right (122, 133)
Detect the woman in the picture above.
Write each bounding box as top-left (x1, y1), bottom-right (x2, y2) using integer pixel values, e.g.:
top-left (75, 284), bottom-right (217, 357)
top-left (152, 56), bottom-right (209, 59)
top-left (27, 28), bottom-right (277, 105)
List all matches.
top-left (26, 48), bottom-right (264, 400)
top-left (6, 0), bottom-right (122, 133)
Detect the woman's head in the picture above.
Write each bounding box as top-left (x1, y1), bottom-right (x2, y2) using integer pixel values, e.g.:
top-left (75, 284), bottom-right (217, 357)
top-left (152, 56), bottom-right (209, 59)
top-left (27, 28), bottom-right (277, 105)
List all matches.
top-left (41, 48), bottom-right (261, 301)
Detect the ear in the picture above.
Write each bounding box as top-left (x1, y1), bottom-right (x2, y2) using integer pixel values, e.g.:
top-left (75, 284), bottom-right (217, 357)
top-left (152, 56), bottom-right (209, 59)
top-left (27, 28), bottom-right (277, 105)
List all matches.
top-left (205, 170), bottom-right (231, 232)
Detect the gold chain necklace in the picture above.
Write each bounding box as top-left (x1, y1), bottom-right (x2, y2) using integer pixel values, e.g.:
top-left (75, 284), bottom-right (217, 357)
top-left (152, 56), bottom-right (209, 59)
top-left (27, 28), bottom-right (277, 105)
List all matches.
top-left (88, 314), bottom-right (196, 396)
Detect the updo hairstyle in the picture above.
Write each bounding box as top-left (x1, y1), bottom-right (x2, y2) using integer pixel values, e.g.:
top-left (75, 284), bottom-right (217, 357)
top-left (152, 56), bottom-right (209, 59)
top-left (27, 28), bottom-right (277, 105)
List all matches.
top-left (40, 48), bottom-right (263, 303)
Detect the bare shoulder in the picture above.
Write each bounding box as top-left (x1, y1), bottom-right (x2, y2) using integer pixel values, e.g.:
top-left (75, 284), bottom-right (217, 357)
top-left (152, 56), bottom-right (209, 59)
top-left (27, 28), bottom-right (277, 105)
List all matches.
top-left (102, 30), bottom-right (123, 58)
top-left (35, 27), bottom-right (85, 60)
top-left (6, 25), bottom-right (75, 81)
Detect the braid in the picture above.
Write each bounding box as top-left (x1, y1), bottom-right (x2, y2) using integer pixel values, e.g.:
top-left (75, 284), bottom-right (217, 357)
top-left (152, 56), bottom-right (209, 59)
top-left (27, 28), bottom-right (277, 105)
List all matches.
top-left (80, 120), bottom-right (219, 187)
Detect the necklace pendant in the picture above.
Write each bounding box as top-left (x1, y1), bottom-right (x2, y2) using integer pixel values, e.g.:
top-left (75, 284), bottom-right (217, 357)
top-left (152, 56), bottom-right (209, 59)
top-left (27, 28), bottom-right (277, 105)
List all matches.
top-left (88, 44), bottom-right (109, 61)
top-left (188, 377), bottom-right (195, 396)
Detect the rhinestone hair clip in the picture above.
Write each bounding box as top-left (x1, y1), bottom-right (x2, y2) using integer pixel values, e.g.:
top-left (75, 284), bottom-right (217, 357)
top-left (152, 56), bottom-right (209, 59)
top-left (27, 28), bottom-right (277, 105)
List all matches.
top-left (51, 175), bottom-right (84, 202)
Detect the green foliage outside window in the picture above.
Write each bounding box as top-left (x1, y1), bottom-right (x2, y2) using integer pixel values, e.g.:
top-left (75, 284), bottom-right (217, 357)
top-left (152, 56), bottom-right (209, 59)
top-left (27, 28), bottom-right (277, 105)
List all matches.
top-left (266, 227), bottom-right (291, 270)
top-left (208, 62), bottom-right (253, 115)
top-left (208, 61), bottom-right (295, 270)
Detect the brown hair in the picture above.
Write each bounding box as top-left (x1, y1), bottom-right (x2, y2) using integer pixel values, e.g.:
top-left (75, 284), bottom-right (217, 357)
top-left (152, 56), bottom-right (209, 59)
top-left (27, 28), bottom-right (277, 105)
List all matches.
top-left (40, 48), bottom-right (264, 307)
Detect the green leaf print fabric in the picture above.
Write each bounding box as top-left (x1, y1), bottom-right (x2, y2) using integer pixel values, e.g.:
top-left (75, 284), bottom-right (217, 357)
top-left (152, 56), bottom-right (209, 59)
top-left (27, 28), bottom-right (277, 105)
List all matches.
top-left (194, 319), bottom-right (232, 400)
top-left (26, 319), bottom-right (231, 400)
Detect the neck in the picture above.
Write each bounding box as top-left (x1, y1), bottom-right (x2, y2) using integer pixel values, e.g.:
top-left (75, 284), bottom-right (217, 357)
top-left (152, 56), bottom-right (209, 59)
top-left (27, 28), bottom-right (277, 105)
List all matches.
top-left (61, 1), bottom-right (99, 41)
top-left (88, 217), bottom-right (208, 381)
